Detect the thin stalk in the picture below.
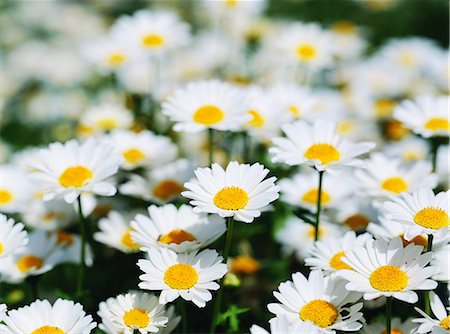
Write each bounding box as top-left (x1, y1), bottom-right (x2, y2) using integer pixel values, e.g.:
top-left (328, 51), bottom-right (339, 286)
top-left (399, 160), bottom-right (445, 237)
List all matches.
top-left (208, 128), bottom-right (214, 165)
top-left (76, 196), bottom-right (87, 297)
top-left (315, 170), bottom-right (324, 241)
top-left (386, 296), bottom-right (392, 334)
top-left (430, 138), bottom-right (440, 172)
top-left (178, 299), bottom-right (188, 334)
top-left (424, 234), bottom-right (434, 315)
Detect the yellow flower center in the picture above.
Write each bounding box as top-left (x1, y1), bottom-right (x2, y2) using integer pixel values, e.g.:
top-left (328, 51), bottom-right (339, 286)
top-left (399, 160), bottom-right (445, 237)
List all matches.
top-left (17, 255), bottom-right (43, 273)
top-left (0, 243), bottom-right (3, 255)
top-left (302, 188), bottom-right (331, 205)
top-left (414, 207), bottom-right (449, 230)
top-left (296, 44), bottom-right (317, 61)
top-left (141, 34), bottom-right (165, 48)
top-left (381, 177), bottom-right (409, 194)
top-left (159, 229), bottom-right (196, 244)
top-left (332, 21), bottom-right (357, 35)
top-left (153, 180), bottom-right (183, 200)
top-left (164, 263), bottom-right (198, 289)
top-left (289, 105), bottom-right (301, 117)
top-left (399, 52), bottom-right (415, 66)
top-left (96, 118), bottom-right (118, 130)
top-left (123, 307), bottom-right (150, 328)
top-left (0, 189), bottom-right (13, 205)
top-left (337, 121), bottom-right (355, 134)
top-left (247, 110), bottom-right (265, 128)
top-left (193, 105), bottom-right (225, 125)
top-left (374, 99), bottom-right (396, 118)
top-left (304, 144), bottom-right (340, 164)
top-left (440, 315), bottom-right (450, 330)
top-left (225, 0), bottom-right (238, 7)
top-left (59, 166), bottom-right (93, 188)
top-left (123, 148), bottom-right (146, 164)
top-left (121, 228), bottom-right (140, 250)
top-left (55, 231), bottom-right (74, 247)
top-left (31, 326), bottom-right (64, 334)
top-left (230, 255), bottom-right (261, 275)
top-left (424, 117), bottom-right (450, 132)
top-left (307, 226), bottom-right (324, 239)
top-left (381, 330), bottom-right (404, 334)
top-left (107, 52), bottom-right (126, 66)
top-left (213, 186), bottom-right (249, 210)
top-left (329, 251), bottom-right (352, 270)
top-left (369, 265), bottom-right (408, 292)
top-left (344, 214), bottom-right (370, 231)
top-left (299, 299), bottom-right (338, 328)
top-left (385, 120), bottom-right (409, 140)
top-left (400, 233), bottom-right (428, 248)
top-left (403, 151), bottom-right (421, 161)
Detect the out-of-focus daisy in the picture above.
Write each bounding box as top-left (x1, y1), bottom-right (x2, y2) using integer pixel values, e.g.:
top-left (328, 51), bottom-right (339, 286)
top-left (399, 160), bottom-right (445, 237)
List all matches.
top-left (0, 165), bottom-right (34, 213)
top-left (338, 237), bottom-right (438, 303)
top-left (383, 136), bottom-right (429, 162)
top-left (382, 188), bottom-right (449, 240)
top-left (138, 248), bottom-right (227, 308)
top-left (107, 130), bottom-right (178, 170)
top-left (182, 161), bottom-right (279, 223)
top-left (268, 270), bottom-right (364, 332)
top-left (269, 83), bottom-right (317, 121)
top-left (361, 317), bottom-right (415, 334)
top-left (120, 159), bottom-right (193, 204)
top-left (431, 244), bottom-right (449, 282)
top-left (0, 298), bottom-right (96, 333)
top-left (0, 214), bottom-right (28, 258)
top-left (158, 305), bottom-right (180, 334)
top-left (334, 199), bottom-right (376, 232)
top-left (22, 198), bottom-right (75, 231)
top-left (270, 119), bottom-right (375, 173)
top-left (330, 21), bottom-right (367, 60)
top-left (229, 255), bottom-right (261, 277)
top-left (98, 292), bottom-right (168, 334)
top-left (436, 145), bottom-right (449, 187)
top-left (202, 0), bottom-right (267, 18)
top-left (305, 231), bottom-right (372, 275)
top-left (394, 95), bottom-right (449, 138)
top-left (78, 104), bottom-right (133, 136)
top-left (250, 316), bottom-right (319, 334)
top-left (28, 139), bottom-right (122, 203)
top-left (162, 80), bottom-right (249, 133)
top-left (131, 204), bottom-right (226, 253)
top-left (413, 291), bottom-right (450, 333)
top-left (51, 230), bottom-right (94, 267)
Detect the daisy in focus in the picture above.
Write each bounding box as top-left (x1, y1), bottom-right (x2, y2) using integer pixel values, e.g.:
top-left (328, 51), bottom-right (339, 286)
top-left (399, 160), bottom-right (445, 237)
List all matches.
top-left (413, 291), bottom-right (450, 334)
top-left (182, 161), bottom-right (279, 223)
top-left (137, 248), bottom-right (227, 308)
top-left (0, 214), bottom-right (28, 258)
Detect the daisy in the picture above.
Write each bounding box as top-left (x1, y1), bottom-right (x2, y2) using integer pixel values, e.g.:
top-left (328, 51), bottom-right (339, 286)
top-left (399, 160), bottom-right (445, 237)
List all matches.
top-left (51, 230), bottom-right (94, 267)
top-left (338, 237), bottom-right (438, 303)
top-left (202, 0), bottom-right (267, 18)
top-left (270, 119), bottom-right (375, 173)
top-left (0, 298), bottom-right (96, 334)
top-left (78, 104), bottom-right (134, 136)
top-left (22, 198), bottom-right (75, 231)
top-left (334, 199), bottom-right (376, 232)
top-left (98, 292), bottom-right (168, 334)
top-left (182, 161), bottom-right (279, 223)
top-left (107, 130), bottom-right (178, 170)
top-left (137, 248), bottom-right (227, 308)
top-left (162, 80), bottom-right (250, 133)
top-left (0, 165), bottom-right (34, 213)
top-left (250, 316), bottom-right (319, 334)
top-left (131, 204), bottom-right (226, 253)
top-left (268, 270), bottom-right (364, 332)
top-left (413, 292), bottom-right (450, 333)
top-left (158, 305), bottom-right (180, 334)
top-left (269, 83), bottom-right (317, 121)
top-left (383, 136), bottom-right (430, 163)
top-left (0, 214), bottom-right (28, 258)
top-left (394, 95), bottom-right (449, 138)
top-left (382, 188), bottom-right (449, 240)
top-left (361, 317), bottom-right (415, 334)
top-left (28, 138), bottom-right (122, 203)
top-left (305, 231), bottom-right (372, 275)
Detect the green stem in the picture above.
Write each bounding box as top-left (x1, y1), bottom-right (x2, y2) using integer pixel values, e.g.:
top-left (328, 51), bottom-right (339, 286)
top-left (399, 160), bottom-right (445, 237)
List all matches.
top-left (76, 196), bottom-right (87, 298)
top-left (386, 296), bottom-right (392, 334)
top-left (430, 138), bottom-right (440, 173)
top-left (178, 299), bottom-right (188, 334)
top-left (208, 128), bottom-right (214, 165)
top-left (242, 131), bottom-right (250, 162)
top-left (210, 217), bottom-right (235, 333)
top-left (315, 170), bottom-right (324, 241)
top-left (424, 234), bottom-right (434, 315)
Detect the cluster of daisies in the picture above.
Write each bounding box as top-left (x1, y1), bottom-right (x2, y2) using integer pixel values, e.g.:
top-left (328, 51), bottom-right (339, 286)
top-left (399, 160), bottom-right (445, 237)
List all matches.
top-left (1, 0), bottom-right (449, 333)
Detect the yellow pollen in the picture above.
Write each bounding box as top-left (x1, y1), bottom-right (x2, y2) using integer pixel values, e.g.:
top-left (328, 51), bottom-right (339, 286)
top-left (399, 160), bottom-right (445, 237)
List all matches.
top-left (307, 226), bottom-right (324, 239)
top-left (17, 255), bottom-right (43, 273)
top-left (302, 188), bottom-right (331, 205)
top-left (381, 330), bottom-right (404, 334)
top-left (332, 21), bottom-right (357, 35)
top-left (123, 307), bottom-right (150, 328)
top-left (31, 326), bottom-right (64, 334)
top-left (247, 110), bottom-right (265, 128)
top-left (424, 117), bottom-right (450, 132)
top-left (400, 233), bottom-right (428, 248)
top-left (385, 120), bottom-right (409, 140)
top-left (230, 255), bottom-right (261, 275)
top-left (55, 231), bottom-right (74, 247)
top-left (96, 118), bottom-right (118, 130)
top-left (403, 151), bottom-right (421, 161)
top-left (299, 299), bottom-right (338, 328)
top-left (369, 265), bottom-right (408, 292)
top-left (159, 229), bottom-right (196, 245)
top-left (107, 52), bottom-right (126, 66)
top-left (164, 263), bottom-right (198, 289)
top-left (0, 189), bottom-right (13, 205)
top-left (414, 207), bottom-right (449, 230)
top-left (0, 243), bottom-right (3, 255)
top-left (440, 315), bottom-right (450, 330)
top-left (59, 166), bottom-right (93, 188)
top-left (213, 186), bottom-right (249, 210)
top-left (153, 179), bottom-right (183, 200)
top-left (141, 34), bottom-right (165, 48)
top-left (344, 214), bottom-right (369, 231)
top-left (123, 148), bottom-right (146, 164)
top-left (289, 105), bottom-right (301, 117)
top-left (399, 52), bottom-right (415, 66)
top-left (374, 99), bottom-right (396, 118)
top-left (381, 177), bottom-right (409, 194)
top-left (193, 105), bottom-right (225, 125)
top-left (225, 0), bottom-right (238, 7)
top-left (329, 251), bottom-right (352, 270)
top-left (304, 143), bottom-right (340, 164)
top-left (296, 44), bottom-right (317, 61)
top-left (338, 121), bottom-right (354, 134)
top-left (121, 228), bottom-right (140, 250)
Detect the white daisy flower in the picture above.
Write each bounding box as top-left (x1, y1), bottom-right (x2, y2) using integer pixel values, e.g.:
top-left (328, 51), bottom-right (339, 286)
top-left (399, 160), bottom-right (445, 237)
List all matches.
top-left (137, 248), bottom-right (227, 308)
top-left (361, 317), bottom-right (415, 334)
top-left (330, 21), bottom-right (367, 60)
top-left (22, 198), bottom-right (75, 231)
top-left (270, 119), bottom-right (375, 173)
top-left (383, 136), bottom-right (430, 163)
top-left (0, 165), bottom-right (34, 214)
top-left (333, 199), bottom-right (376, 232)
top-left (338, 237), bottom-right (439, 303)
top-left (436, 145), bottom-right (449, 187)
top-left (250, 316), bottom-right (319, 334)
top-left (158, 305), bottom-right (180, 334)
top-left (431, 244), bottom-right (449, 282)
top-left (98, 292), bottom-right (168, 334)
top-left (107, 130), bottom-right (178, 170)
top-left (78, 104), bottom-right (134, 136)
top-left (131, 204), bottom-right (226, 253)
top-left (382, 188), bottom-right (449, 240)
top-left (182, 161), bottom-right (279, 223)
top-left (413, 292), bottom-right (450, 333)
top-left (94, 211), bottom-right (141, 253)
top-left (0, 298), bottom-right (96, 334)
top-left (51, 230), bottom-right (94, 267)
top-left (28, 139), bottom-right (122, 204)
top-left (162, 80), bottom-right (250, 133)
top-left (305, 231), bottom-right (372, 275)
top-left (269, 83), bottom-right (317, 121)
top-left (355, 152), bottom-right (438, 199)
top-left (268, 270), bottom-right (364, 332)
top-left (0, 214), bottom-right (28, 258)
top-left (394, 95), bottom-right (449, 138)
